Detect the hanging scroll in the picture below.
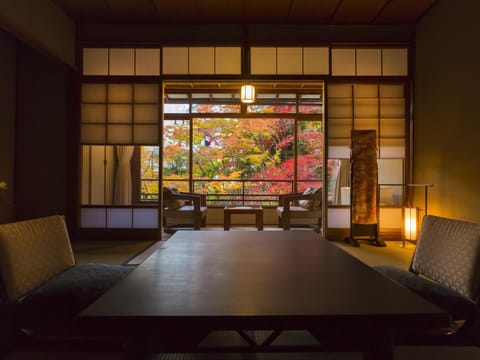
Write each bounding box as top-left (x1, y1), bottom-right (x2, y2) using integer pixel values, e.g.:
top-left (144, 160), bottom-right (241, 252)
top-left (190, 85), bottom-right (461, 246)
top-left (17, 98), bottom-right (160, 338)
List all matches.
top-left (347, 130), bottom-right (385, 247)
top-left (351, 130), bottom-right (378, 225)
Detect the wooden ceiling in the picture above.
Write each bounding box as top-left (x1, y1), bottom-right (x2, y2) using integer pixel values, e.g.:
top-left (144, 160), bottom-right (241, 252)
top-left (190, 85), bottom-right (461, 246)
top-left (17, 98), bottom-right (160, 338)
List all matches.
top-left (52, 0), bottom-right (438, 26)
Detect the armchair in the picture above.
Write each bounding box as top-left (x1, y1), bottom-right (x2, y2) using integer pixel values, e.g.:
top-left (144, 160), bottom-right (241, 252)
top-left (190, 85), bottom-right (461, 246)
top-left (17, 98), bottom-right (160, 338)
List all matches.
top-left (0, 215), bottom-right (133, 354)
top-left (374, 215), bottom-right (480, 346)
top-left (163, 186), bottom-right (208, 232)
top-left (276, 186), bottom-right (322, 232)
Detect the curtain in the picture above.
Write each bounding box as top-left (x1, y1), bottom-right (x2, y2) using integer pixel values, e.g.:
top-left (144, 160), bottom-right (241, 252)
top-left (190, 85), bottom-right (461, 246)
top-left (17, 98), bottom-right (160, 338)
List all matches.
top-left (114, 146), bottom-right (134, 205)
top-left (334, 159), bottom-right (351, 205)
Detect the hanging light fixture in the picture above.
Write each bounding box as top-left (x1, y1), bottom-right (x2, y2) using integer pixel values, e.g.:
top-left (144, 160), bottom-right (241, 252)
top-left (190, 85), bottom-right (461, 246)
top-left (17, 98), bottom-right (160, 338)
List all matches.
top-left (240, 84), bottom-right (255, 103)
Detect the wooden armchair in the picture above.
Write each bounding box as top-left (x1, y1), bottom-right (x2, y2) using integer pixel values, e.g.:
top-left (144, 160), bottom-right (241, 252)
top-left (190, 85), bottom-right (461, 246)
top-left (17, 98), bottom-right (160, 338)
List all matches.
top-left (276, 186), bottom-right (322, 232)
top-left (163, 186), bottom-right (208, 232)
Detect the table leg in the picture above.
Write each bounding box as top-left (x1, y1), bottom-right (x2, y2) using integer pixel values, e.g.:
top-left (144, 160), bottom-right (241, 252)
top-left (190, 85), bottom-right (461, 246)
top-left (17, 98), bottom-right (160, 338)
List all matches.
top-left (256, 212), bottom-right (263, 230)
top-left (224, 212), bottom-right (230, 231)
top-left (364, 327), bottom-right (394, 360)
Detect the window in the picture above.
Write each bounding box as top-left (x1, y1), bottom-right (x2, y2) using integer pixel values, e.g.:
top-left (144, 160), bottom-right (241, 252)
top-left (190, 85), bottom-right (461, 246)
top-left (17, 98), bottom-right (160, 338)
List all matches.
top-left (326, 82), bottom-right (407, 230)
top-left (162, 82), bottom-right (324, 206)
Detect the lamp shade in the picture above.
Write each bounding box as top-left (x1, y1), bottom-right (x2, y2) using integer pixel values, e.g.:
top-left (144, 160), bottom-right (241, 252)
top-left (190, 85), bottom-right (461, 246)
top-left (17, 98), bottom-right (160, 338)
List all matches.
top-left (241, 84), bottom-right (255, 103)
top-left (403, 207), bottom-right (418, 240)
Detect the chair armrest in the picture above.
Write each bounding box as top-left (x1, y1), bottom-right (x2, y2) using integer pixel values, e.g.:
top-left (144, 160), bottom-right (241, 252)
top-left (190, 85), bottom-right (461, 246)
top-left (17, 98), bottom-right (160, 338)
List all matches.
top-left (278, 192), bottom-right (302, 206)
top-left (279, 193), bottom-right (311, 210)
top-left (171, 193), bottom-right (205, 209)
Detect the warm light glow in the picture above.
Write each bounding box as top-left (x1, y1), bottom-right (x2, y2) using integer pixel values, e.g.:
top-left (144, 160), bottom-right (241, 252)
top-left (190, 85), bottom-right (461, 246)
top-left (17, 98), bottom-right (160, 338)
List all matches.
top-left (241, 84), bottom-right (255, 103)
top-left (404, 207), bottom-right (418, 240)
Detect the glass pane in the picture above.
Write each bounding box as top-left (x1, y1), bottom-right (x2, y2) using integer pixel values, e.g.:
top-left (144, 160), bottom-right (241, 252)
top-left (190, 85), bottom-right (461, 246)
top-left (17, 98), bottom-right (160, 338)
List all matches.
top-left (326, 158), bottom-right (350, 205)
top-left (244, 181), bottom-right (292, 203)
top-left (81, 145), bottom-right (115, 205)
top-left (379, 185), bottom-right (404, 206)
top-left (164, 93), bottom-right (189, 113)
top-left (327, 207), bottom-right (350, 228)
top-left (164, 103), bottom-right (189, 114)
top-left (192, 103), bottom-right (241, 113)
top-left (192, 118), bottom-right (295, 184)
top-left (328, 145), bottom-right (350, 158)
top-left (163, 120), bottom-right (189, 182)
top-left (297, 121), bottom-right (323, 184)
top-left (247, 104), bottom-right (296, 113)
top-left (299, 94), bottom-right (323, 114)
top-left (378, 159), bottom-right (404, 184)
top-left (164, 180), bottom-right (189, 192)
top-left (140, 146), bottom-right (160, 200)
top-left (379, 139), bottom-right (405, 158)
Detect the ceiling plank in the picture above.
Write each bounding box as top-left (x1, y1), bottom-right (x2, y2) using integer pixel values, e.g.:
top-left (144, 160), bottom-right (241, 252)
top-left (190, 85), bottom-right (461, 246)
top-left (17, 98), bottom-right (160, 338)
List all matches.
top-left (153, 0), bottom-right (198, 23)
top-left (243, 0), bottom-right (292, 24)
top-left (52, 0), bottom-right (111, 22)
top-left (53, 0), bottom-right (438, 26)
top-left (289, 0), bottom-right (340, 23)
top-left (332, 0), bottom-right (390, 24)
top-left (103, 0), bottom-right (160, 22)
top-left (375, 0), bottom-right (439, 24)
top-left (198, 0), bottom-right (244, 24)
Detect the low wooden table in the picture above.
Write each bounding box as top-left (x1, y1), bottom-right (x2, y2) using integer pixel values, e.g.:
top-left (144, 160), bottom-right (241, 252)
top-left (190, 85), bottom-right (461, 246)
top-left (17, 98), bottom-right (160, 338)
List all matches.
top-left (80, 230), bottom-right (449, 359)
top-left (224, 206), bottom-right (263, 230)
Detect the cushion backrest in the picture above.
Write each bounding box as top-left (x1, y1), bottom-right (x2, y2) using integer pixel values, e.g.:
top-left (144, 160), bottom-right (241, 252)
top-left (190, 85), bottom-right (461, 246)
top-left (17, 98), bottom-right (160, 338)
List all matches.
top-left (163, 186), bottom-right (186, 210)
top-left (0, 215), bottom-right (75, 301)
top-left (411, 215), bottom-right (480, 302)
top-left (298, 186), bottom-right (322, 211)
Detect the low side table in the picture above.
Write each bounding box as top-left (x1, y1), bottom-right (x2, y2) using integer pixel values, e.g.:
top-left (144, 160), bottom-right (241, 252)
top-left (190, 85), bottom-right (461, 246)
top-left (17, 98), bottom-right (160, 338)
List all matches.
top-left (224, 206), bottom-right (263, 231)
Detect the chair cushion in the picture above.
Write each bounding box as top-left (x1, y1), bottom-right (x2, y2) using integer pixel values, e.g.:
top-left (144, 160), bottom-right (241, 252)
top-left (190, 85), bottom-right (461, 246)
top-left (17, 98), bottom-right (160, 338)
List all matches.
top-left (298, 186), bottom-right (322, 211)
top-left (412, 215), bottom-right (480, 302)
top-left (18, 263), bottom-right (134, 331)
top-left (277, 206), bottom-right (321, 218)
top-left (163, 186), bottom-right (186, 210)
top-left (298, 187), bottom-right (314, 209)
top-left (374, 265), bottom-right (476, 320)
top-left (0, 216), bottom-right (75, 301)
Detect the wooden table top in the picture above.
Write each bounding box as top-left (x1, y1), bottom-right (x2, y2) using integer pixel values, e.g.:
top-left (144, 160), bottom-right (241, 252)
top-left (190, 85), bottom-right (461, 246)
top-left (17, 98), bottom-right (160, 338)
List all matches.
top-left (81, 230), bottom-right (447, 330)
